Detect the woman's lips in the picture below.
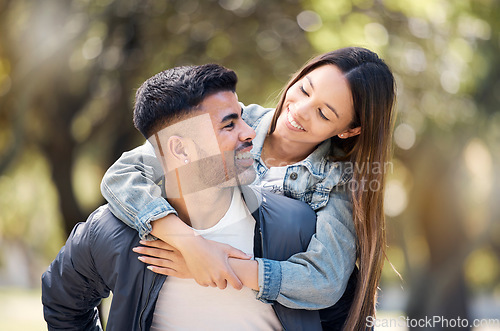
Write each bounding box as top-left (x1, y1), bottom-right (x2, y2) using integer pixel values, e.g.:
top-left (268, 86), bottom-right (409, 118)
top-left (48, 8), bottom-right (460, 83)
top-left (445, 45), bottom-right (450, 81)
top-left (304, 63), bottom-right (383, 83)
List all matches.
top-left (285, 107), bottom-right (306, 132)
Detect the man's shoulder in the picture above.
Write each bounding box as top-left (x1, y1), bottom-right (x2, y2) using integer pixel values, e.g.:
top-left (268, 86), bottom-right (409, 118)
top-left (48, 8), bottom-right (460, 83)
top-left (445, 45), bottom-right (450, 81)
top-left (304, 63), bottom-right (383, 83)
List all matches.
top-left (77, 204), bottom-right (138, 247)
top-left (86, 204), bottom-right (126, 228)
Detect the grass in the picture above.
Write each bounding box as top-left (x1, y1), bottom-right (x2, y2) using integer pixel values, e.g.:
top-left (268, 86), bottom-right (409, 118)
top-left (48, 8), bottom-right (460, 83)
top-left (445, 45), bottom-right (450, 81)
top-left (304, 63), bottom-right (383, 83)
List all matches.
top-left (0, 287), bottom-right (45, 331)
top-left (0, 287), bottom-right (112, 331)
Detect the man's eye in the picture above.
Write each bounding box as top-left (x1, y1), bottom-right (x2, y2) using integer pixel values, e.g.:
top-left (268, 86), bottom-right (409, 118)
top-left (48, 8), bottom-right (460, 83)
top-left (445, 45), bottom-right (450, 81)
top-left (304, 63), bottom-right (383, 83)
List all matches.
top-left (300, 85), bottom-right (309, 97)
top-left (224, 122), bottom-right (235, 129)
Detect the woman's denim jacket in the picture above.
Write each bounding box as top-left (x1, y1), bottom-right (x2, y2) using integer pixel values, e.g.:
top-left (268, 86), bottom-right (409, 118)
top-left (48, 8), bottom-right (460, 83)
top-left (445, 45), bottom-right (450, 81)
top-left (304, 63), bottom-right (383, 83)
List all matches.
top-left (100, 103), bottom-right (357, 309)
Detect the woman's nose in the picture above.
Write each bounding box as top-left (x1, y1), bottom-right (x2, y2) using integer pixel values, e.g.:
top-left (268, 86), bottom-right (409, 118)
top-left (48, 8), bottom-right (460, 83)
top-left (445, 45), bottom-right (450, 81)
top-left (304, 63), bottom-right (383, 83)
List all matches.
top-left (293, 99), bottom-right (311, 120)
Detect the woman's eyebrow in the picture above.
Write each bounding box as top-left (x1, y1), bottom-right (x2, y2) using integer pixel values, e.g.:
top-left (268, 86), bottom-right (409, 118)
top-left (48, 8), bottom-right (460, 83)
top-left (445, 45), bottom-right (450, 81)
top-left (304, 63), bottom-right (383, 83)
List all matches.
top-left (306, 76), bottom-right (315, 90)
top-left (306, 76), bottom-right (340, 119)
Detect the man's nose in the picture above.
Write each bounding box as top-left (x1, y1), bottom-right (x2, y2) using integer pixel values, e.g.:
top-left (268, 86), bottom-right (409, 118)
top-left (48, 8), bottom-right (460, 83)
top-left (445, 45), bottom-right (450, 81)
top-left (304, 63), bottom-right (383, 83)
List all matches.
top-left (240, 121), bottom-right (256, 142)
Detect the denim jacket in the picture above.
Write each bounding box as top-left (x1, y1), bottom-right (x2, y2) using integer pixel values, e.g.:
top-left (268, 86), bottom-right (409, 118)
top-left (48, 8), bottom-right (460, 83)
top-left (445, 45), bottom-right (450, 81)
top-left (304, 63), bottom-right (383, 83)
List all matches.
top-left (43, 188), bottom-right (357, 330)
top-left (101, 103), bottom-right (357, 309)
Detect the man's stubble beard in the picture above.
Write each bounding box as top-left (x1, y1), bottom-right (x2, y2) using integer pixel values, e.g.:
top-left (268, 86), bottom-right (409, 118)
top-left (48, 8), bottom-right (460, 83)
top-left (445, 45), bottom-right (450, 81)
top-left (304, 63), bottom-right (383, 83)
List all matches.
top-left (194, 144), bottom-right (256, 189)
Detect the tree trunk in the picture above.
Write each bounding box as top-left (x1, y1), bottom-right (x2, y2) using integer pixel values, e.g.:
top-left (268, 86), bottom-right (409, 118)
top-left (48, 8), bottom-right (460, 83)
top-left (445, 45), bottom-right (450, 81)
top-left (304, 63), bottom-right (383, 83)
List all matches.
top-left (405, 133), bottom-right (470, 330)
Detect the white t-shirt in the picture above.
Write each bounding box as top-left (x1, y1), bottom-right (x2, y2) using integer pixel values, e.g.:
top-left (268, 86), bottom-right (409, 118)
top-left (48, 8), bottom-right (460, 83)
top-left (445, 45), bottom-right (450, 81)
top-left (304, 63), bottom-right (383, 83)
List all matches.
top-left (150, 188), bottom-right (282, 331)
top-left (252, 162), bottom-right (287, 195)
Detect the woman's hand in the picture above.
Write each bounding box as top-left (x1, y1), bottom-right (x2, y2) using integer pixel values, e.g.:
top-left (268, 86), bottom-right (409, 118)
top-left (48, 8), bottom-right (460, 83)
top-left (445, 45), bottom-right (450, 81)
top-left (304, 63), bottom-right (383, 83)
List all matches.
top-left (133, 237), bottom-right (251, 290)
top-left (149, 214), bottom-right (252, 289)
top-left (133, 240), bottom-right (191, 279)
top-left (180, 237), bottom-right (251, 290)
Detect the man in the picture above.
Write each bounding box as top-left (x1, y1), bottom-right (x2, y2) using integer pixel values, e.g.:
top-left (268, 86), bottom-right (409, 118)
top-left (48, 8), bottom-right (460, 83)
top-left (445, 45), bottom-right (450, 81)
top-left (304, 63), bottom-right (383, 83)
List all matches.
top-left (42, 64), bottom-right (353, 330)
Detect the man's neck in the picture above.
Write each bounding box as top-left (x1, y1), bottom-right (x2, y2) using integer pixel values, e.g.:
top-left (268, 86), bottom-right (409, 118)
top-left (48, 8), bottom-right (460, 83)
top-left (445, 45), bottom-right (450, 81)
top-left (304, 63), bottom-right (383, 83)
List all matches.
top-left (167, 186), bottom-right (234, 230)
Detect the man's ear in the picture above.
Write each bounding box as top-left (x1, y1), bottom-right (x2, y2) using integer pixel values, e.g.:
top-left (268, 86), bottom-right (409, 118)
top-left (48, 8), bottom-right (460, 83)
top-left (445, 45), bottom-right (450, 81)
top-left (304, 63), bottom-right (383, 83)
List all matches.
top-left (168, 136), bottom-right (189, 163)
top-left (338, 126), bottom-right (361, 139)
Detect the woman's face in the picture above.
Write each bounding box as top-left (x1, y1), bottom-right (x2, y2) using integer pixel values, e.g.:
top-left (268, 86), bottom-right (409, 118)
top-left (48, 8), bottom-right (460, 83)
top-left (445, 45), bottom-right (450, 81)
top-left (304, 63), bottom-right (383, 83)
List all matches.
top-left (274, 64), bottom-right (358, 146)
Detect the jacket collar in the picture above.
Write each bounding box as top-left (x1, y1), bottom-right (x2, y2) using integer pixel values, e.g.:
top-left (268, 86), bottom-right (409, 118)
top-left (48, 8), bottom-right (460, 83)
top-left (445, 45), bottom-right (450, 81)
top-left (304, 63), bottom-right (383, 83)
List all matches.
top-left (250, 111), bottom-right (274, 160)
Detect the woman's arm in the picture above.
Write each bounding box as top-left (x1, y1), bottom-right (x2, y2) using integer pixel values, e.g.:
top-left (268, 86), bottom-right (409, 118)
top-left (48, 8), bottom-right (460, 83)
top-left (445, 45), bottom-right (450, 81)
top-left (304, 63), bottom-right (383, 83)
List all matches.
top-left (100, 141), bottom-right (249, 289)
top-left (133, 239), bottom-right (260, 290)
top-left (147, 198), bottom-right (354, 308)
top-left (99, 103), bottom-right (273, 287)
top-left (134, 188), bottom-right (356, 309)
top-left (100, 141), bottom-right (172, 239)
top-left (101, 103), bottom-right (272, 239)
top-left (256, 190), bottom-right (357, 309)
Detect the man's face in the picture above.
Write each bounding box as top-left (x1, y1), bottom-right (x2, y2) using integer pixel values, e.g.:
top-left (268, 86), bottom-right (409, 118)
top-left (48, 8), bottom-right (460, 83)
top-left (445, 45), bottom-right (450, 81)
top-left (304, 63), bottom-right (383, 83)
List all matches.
top-left (193, 91), bottom-right (256, 187)
top-left (150, 91), bottom-right (256, 194)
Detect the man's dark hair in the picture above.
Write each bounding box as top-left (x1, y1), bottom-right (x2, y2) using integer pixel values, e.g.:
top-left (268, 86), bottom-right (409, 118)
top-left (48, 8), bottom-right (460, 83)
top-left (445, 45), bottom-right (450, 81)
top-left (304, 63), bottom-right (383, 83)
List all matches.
top-left (133, 64), bottom-right (238, 137)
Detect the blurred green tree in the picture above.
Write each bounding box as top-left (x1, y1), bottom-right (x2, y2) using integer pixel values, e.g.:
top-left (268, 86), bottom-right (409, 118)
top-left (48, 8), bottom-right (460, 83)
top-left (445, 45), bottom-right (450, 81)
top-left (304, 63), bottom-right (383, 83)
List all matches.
top-left (0, 0), bottom-right (498, 326)
top-left (0, 0), bottom-right (312, 237)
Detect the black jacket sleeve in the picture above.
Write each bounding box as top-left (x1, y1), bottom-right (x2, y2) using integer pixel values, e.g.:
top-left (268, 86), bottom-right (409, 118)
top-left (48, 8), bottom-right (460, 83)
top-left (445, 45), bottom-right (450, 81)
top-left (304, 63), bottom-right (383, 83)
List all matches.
top-left (41, 207), bottom-right (110, 331)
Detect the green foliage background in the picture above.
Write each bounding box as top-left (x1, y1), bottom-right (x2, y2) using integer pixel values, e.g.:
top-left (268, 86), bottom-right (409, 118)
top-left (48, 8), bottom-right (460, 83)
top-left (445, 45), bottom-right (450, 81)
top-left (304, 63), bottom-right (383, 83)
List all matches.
top-left (0, 0), bottom-right (499, 329)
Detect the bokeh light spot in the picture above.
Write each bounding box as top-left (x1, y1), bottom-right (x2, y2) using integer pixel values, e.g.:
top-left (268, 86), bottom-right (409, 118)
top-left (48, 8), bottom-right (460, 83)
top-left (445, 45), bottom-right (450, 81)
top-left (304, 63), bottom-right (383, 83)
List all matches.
top-left (296, 10), bottom-right (322, 32)
top-left (440, 70), bottom-right (460, 94)
top-left (364, 22), bottom-right (389, 46)
top-left (82, 36), bottom-right (103, 60)
top-left (394, 123), bottom-right (416, 150)
top-left (384, 180), bottom-right (408, 217)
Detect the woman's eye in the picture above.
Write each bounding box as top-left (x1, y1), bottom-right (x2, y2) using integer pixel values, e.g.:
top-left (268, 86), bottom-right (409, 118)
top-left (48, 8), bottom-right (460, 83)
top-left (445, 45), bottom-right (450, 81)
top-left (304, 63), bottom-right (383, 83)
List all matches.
top-left (318, 108), bottom-right (329, 121)
top-left (300, 85), bottom-right (309, 97)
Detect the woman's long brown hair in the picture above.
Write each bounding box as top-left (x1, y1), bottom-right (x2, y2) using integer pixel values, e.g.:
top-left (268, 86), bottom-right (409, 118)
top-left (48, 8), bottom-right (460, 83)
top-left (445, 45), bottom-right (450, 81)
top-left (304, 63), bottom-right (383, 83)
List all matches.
top-left (269, 47), bottom-right (396, 330)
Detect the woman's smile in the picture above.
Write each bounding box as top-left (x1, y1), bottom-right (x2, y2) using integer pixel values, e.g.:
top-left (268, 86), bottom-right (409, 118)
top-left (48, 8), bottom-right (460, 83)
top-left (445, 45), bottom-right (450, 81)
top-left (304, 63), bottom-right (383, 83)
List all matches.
top-left (285, 107), bottom-right (306, 132)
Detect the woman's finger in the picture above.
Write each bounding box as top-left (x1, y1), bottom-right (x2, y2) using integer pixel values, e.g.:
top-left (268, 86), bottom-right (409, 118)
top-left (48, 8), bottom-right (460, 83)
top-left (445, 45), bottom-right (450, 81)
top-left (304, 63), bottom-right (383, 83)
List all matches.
top-left (213, 276), bottom-right (228, 290)
top-left (138, 256), bottom-right (174, 268)
top-left (133, 246), bottom-right (175, 259)
top-left (139, 255), bottom-right (192, 279)
top-left (224, 267), bottom-right (243, 290)
top-left (139, 239), bottom-right (176, 251)
top-left (223, 243), bottom-right (252, 260)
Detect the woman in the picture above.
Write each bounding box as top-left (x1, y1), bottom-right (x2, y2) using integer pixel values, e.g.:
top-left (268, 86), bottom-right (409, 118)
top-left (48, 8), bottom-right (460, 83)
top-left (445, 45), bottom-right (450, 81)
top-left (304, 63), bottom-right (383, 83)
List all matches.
top-left (101, 47), bottom-right (396, 329)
